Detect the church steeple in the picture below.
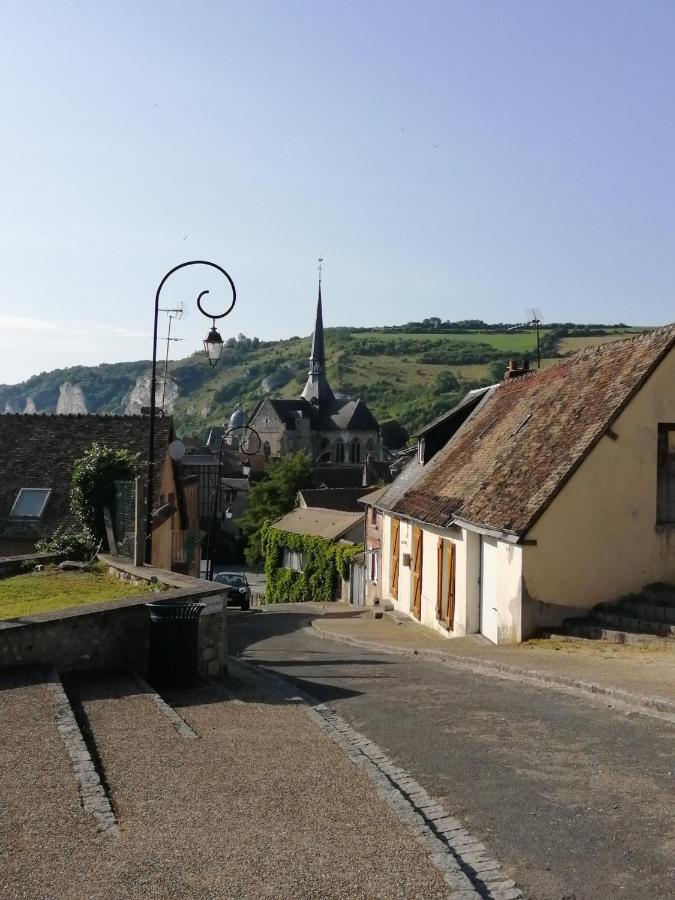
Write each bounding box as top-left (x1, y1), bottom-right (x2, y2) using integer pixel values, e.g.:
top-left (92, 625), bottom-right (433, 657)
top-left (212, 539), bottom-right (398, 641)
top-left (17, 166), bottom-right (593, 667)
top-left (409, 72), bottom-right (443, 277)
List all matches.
top-left (301, 259), bottom-right (335, 406)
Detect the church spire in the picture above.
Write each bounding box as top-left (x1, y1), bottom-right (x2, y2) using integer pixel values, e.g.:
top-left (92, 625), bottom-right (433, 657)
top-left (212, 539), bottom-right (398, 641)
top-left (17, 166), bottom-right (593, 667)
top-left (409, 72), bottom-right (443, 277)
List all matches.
top-left (301, 258), bottom-right (335, 406)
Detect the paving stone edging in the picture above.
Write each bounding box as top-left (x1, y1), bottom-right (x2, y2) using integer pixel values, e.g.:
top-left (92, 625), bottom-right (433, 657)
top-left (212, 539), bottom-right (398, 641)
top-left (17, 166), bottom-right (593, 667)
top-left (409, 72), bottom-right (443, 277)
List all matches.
top-left (231, 657), bottom-right (523, 900)
top-left (310, 620), bottom-right (675, 722)
top-left (130, 672), bottom-right (198, 740)
top-left (46, 671), bottom-right (118, 835)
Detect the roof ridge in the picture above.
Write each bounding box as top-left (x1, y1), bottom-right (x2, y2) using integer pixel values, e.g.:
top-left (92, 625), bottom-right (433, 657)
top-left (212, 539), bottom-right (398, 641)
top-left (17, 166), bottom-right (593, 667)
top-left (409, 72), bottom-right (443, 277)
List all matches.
top-left (570, 323), bottom-right (674, 361)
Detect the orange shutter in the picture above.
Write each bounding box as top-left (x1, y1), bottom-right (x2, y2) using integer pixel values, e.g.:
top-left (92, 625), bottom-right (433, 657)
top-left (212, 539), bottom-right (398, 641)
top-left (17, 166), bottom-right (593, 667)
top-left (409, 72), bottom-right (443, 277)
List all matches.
top-left (412, 528), bottom-right (423, 619)
top-left (436, 538), bottom-right (443, 620)
top-left (390, 518), bottom-right (400, 599)
top-left (445, 542), bottom-right (456, 630)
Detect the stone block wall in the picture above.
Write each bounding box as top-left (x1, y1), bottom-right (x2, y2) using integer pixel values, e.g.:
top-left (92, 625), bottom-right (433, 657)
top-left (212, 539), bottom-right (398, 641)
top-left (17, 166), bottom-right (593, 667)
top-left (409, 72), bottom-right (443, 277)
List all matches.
top-left (0, 557), bottom-right (226, 678)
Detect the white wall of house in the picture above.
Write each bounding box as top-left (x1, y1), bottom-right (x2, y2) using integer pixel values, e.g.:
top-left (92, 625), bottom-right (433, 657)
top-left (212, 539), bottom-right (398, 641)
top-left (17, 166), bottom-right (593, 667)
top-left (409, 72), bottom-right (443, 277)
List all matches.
top-left (380, 511), bottom-right (523, 643)
top-left (522, 348), bottom-right (675, 636)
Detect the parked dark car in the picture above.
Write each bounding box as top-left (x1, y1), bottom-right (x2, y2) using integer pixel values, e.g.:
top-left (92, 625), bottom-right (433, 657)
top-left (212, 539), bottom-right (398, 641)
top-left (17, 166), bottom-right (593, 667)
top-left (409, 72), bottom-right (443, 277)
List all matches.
top-left (213, 571), bottom-right (251, 610)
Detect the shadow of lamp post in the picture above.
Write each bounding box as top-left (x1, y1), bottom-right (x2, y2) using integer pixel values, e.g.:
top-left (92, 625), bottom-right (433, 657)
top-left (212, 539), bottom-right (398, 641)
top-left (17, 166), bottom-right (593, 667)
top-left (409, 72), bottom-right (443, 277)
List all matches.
top-left (205, 423), bottom-right (262, 581)
top-left (146, 260), bottom-right (236, 565)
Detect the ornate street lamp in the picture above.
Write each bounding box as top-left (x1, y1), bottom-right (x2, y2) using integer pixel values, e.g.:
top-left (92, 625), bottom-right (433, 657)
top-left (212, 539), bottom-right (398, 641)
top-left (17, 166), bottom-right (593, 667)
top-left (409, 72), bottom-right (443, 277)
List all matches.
top-left (146, 261), bottom-right (236, 565)
top-left (205, 422), bottom-right (261, 582)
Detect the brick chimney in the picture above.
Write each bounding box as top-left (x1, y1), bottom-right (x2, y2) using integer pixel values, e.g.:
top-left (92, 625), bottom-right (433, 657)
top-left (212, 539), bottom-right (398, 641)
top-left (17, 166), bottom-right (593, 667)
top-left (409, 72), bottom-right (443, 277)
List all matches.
top-left (505, 358), bottom-right (531, 379)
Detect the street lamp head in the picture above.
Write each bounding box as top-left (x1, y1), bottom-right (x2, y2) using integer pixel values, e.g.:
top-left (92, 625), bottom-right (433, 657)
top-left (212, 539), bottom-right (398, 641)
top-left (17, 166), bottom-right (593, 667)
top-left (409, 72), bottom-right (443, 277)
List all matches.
top-left (225, 507), bottom-right (233, 520)
top-left (204, 324), bottom-right (224, 367)
top-left (242, 461), bottom-right (251, 478)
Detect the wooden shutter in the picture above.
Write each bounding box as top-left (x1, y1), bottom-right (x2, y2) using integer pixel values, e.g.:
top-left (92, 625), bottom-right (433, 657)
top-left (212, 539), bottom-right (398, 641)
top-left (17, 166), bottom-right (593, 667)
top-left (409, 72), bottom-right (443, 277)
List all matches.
top-left (445, 542), bottom-right (456, 630)
top-left (390, 518), bottom-right (400, 599)
top-left (412, 527), bottom-right (423, 619)
top-left (435, 538), bottom-right (443, 620)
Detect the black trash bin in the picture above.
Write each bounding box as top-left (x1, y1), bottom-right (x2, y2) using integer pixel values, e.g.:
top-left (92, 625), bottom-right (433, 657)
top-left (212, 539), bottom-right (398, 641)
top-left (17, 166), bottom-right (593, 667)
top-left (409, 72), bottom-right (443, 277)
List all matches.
top-left (146, 599), bottom-right (205, 687)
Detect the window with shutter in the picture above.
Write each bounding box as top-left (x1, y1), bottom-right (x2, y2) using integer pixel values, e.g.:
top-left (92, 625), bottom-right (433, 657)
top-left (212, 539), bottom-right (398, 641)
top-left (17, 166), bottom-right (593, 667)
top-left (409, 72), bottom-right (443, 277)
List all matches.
top-left (657, 424), bottom-right (675, 524)
top-left (412, 527), bottom-right (423, 619)
top-left (436, 539), bottom-right (456, 630)
top-left (390, 518), bottom-right (400, 599)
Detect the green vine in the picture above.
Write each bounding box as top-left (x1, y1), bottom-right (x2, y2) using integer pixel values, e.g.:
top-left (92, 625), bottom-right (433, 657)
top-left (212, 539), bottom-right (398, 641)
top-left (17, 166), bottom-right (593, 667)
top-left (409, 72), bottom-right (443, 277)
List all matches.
top-left (260, 520), bottom-right (364, 603)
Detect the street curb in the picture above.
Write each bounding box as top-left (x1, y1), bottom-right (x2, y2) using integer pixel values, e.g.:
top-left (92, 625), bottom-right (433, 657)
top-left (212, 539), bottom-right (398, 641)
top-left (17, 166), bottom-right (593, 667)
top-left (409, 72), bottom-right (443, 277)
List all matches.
top-left (46, 670), bottom-right (118, 835)
top-left (231, 655), bottom-right (523, 900)
top-left (310, 620), bottom-right (675, 722)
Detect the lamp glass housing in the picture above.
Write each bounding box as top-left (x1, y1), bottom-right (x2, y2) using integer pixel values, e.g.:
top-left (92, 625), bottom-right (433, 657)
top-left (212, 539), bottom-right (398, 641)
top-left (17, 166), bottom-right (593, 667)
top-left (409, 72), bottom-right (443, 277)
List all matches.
top-left (242, 461), bottom-right (251, 477)
top-left (204, 326), bottom-right (224, 367)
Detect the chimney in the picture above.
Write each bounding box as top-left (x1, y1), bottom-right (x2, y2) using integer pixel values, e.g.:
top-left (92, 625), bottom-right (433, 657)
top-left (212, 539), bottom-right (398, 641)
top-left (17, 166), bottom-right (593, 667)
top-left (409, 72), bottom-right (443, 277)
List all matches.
top-left (505, 358), bottom-right (530, 379)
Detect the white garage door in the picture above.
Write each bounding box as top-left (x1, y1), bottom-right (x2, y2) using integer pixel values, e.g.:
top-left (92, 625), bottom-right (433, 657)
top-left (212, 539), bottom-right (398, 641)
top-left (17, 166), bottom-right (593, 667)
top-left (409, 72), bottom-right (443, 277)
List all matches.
top-left (480, 536), bottom-right (499, 644)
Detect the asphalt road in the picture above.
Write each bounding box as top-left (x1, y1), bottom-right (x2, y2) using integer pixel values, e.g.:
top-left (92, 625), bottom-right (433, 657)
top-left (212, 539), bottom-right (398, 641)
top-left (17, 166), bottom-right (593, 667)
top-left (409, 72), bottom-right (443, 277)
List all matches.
top-left (229, 606), bottom-right (675, 900)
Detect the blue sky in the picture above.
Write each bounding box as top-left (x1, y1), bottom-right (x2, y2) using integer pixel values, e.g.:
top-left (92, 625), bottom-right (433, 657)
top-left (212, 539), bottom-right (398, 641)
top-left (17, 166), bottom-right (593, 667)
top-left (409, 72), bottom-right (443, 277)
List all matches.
top-left (1, 0), bottom-right (674, 382)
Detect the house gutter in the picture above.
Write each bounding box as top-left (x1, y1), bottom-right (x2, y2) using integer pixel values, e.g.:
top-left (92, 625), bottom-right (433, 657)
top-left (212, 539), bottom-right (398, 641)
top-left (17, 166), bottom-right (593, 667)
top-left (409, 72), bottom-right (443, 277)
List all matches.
top-left (372, 506), bottom-right (523, 545)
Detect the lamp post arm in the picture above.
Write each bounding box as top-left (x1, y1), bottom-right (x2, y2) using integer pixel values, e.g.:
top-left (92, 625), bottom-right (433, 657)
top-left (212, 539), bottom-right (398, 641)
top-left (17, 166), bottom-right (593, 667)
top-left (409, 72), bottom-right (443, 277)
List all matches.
top-left (145, 260), bottom-right (236, 565)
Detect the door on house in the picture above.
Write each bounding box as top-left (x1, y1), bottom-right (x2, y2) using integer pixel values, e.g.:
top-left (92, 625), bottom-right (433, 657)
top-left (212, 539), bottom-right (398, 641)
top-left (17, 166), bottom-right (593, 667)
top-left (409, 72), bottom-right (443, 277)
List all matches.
top-left (480, 536), bottom-right (499, 643)
top-left (411, 526), bottom-right (423, 620)
top-left (349, 560), bottom-right (366, 607)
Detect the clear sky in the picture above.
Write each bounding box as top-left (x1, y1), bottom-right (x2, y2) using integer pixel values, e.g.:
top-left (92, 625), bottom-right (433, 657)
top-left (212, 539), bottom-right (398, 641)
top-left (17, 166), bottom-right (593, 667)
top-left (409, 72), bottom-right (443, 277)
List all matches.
top-left (1, 0), bottom-right (674, 382)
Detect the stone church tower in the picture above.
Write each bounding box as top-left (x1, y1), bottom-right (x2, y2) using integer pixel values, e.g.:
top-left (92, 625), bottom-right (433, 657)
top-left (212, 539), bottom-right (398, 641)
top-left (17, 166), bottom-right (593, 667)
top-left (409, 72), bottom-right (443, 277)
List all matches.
top-left (248, 276), bottom-right (381, 470)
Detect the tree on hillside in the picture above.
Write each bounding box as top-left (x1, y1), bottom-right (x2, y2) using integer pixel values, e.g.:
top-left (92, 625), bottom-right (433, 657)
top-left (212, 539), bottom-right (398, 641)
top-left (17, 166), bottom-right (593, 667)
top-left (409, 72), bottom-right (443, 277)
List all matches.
top-left (238, 451), bottom-right (313, 565)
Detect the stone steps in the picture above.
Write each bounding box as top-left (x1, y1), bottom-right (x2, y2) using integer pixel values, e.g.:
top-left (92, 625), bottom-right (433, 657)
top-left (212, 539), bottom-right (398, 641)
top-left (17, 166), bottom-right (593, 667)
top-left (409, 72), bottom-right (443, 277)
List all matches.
top-left (549, 621), bottom-right (674, 648)
top-left (599, 600), bottom-right (675, 625)
top-left (592, 610), bottom-right (675, 637)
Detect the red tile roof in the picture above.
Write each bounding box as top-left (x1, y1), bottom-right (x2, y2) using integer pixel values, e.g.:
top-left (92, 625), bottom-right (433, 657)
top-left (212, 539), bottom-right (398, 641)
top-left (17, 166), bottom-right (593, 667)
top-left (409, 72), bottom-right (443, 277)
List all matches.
top-left (394, 325), bottom-right (675, 537)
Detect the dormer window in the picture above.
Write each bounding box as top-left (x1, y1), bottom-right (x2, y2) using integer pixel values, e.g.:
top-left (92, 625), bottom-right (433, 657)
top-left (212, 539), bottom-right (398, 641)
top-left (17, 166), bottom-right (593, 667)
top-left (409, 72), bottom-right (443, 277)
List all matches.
top-left (10, 488), bottom-right (51, 519)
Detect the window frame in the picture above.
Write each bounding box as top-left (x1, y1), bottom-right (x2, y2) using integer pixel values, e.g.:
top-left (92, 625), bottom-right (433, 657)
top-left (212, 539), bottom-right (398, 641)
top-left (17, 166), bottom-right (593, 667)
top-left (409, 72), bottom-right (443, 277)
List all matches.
top-left (657, 423), bottom-right (675, 525)
top-left (9, 487), bottom-right (52, 519)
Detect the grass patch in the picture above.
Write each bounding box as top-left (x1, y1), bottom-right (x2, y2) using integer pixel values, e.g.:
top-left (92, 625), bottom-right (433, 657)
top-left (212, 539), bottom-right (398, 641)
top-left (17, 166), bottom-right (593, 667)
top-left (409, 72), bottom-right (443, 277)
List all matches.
top-left (0, 565), bottom-right (159, 620)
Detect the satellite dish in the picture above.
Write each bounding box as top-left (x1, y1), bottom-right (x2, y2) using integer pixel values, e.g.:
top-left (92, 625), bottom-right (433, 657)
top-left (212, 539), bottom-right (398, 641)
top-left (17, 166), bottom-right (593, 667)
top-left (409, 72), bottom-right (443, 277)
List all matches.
top-left (169, 439), bottom-right (186, 461)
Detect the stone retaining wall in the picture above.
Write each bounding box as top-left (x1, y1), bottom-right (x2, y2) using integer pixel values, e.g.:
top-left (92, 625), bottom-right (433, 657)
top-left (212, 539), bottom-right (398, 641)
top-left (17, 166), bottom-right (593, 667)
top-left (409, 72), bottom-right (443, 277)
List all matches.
top-left (0, 556), bottom-right (226, 678)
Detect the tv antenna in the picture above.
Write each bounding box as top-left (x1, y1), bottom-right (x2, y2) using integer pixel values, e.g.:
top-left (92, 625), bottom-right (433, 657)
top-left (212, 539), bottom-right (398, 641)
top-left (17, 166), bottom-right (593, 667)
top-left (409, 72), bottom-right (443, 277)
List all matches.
top-left (158, 302), bottom-right (184, 410)
top-left (508, 308), bottom-right (543, 368)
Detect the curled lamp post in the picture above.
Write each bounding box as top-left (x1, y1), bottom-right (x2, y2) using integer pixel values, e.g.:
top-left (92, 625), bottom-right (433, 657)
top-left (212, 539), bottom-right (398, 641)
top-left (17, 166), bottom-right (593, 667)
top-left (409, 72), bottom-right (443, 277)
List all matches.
top-left (206, 423), bottom-right (261, 582)
top-left (146, 261), bottom-right (236, 565)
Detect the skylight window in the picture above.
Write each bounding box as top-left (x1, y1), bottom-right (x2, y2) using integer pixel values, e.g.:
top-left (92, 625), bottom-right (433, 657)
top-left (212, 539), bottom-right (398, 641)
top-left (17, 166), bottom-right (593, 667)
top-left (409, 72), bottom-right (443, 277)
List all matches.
top-left (9, 488), bottom-right (51, 519)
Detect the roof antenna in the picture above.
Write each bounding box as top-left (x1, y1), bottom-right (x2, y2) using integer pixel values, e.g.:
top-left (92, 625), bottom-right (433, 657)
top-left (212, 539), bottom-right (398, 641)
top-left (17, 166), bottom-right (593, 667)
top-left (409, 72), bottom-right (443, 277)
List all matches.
top-left (508, 308), bottom-right (543, 368)
top-left (158, 301), bottom-right (184, 409)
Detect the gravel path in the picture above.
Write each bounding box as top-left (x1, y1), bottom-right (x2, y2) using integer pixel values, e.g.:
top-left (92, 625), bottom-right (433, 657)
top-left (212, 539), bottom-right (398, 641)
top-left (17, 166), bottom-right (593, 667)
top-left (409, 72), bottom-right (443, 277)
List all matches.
top-left (0, 669), bottom-right (104, 899)
top-left (1, 665), bottom-right (450, 898)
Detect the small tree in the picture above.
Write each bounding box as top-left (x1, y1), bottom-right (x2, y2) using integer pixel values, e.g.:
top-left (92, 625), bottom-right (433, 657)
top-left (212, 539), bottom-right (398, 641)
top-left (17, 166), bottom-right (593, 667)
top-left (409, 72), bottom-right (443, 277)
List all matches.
top-left (238, 451), bottom-right (313, 565)
top-left (70, 443), bottom-right (138, 543)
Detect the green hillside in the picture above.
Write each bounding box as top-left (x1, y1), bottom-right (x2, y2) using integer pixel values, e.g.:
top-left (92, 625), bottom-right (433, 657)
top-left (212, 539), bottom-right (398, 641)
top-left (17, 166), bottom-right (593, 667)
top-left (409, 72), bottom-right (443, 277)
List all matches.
top-left (0, 322), bottom-right (647, 441)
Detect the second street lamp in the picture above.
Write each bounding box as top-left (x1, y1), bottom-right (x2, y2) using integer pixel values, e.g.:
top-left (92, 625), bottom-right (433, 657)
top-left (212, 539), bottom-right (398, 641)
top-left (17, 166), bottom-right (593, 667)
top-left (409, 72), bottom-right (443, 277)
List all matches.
top-left (205, 422), bottom-right (261, 582)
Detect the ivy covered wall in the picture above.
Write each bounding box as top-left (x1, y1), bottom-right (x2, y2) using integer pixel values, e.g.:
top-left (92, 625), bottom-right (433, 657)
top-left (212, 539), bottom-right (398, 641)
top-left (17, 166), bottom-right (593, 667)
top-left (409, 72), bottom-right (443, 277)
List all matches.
top-left (261, 521), bottom-right (363, 603)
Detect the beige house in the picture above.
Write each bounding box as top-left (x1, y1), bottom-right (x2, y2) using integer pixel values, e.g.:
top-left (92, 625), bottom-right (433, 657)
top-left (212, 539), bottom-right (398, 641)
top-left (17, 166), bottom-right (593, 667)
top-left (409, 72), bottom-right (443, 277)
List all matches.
top-left (372, 326), bottom-right (675, 643)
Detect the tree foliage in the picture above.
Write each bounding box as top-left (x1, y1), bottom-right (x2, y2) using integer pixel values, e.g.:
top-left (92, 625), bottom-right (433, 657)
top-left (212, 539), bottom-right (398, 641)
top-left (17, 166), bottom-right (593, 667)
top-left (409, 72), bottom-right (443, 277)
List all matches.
top-left (237, 451), bottom-right (313, 564)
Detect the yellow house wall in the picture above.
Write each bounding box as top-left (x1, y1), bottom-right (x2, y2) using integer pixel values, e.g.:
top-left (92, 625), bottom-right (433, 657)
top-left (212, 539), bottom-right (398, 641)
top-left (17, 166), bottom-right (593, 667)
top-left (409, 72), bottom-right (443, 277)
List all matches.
top-left (523, 349), bottom-right (675, 633)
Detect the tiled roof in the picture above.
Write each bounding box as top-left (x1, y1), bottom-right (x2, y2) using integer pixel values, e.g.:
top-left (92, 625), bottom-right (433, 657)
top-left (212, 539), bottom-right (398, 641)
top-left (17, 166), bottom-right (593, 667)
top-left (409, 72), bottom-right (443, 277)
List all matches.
top-left (272, 507), bottom-right (364, 541)
top-left (322, 398), bottom-right (379, 432)
top-left (0, 414), bottom-right (173, 556)
top-left (310, 466), bottom-right (365, 489)
top-left (394, 325), bottom-right (675, 536)
top-left (298, 487), bottom-right (370, 512)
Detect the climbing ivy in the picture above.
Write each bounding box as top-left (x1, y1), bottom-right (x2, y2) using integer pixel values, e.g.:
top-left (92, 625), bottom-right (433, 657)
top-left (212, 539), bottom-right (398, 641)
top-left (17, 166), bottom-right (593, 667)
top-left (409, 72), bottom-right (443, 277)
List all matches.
top-left (261, 520), bottom-right (364, 603)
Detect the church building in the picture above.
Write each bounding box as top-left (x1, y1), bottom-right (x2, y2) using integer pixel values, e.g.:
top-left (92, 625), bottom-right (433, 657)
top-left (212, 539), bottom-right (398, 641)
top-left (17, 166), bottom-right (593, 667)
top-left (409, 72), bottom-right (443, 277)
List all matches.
top-left (247, 279), bottom-right (381, 467)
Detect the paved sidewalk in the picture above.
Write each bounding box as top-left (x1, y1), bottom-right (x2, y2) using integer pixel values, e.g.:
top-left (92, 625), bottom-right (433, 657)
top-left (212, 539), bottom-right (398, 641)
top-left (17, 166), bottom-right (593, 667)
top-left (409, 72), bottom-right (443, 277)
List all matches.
top-left (308, 603), bottom-right (675, 707)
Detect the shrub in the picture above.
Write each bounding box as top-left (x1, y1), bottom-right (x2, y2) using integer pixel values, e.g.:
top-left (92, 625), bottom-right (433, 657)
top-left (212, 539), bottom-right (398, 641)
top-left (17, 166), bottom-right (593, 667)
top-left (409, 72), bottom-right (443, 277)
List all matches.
top-left (36, 522), bottom-right (99, 561)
